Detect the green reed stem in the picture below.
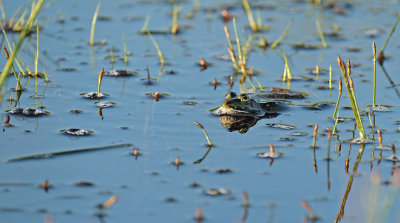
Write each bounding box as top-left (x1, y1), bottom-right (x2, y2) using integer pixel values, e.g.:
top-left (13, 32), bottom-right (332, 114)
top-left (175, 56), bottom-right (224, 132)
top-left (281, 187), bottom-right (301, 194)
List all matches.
top-left (271, 20), bottom-right (292, 49)
top-left (89, 2), bottom-right (101, 46)
top-left (233, 18), bottom-right (243, 68)
top-left (35, 20), bottom-right (39, 75)
top-left (316, 20), bottom-right (327, 48)
top-left (379, 12), bottom-right (400, 54)
top-left (332, 78), bottom-right (342, 119)
top-left (146, 30), bottom-right (164, 65)
top-left (140, 15), bottom-right (150, 34)
top-left (282, 50), bottom-right (292, 80)
top-left (110, 48), bottom-right (114, 64)
top-left (372, 41), bottom-right (376, 107)
top-left (242, 0), bottom-right (258, 32)
top-left (332, 111), bottom-right (339, 135)
top-left (122, 32), bottom-right (128, 64)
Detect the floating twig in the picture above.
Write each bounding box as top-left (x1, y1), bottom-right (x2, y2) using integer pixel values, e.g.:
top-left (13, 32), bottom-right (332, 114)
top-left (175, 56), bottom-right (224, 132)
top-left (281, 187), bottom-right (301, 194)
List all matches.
top-left (7, 143), bottom-right (133, 162)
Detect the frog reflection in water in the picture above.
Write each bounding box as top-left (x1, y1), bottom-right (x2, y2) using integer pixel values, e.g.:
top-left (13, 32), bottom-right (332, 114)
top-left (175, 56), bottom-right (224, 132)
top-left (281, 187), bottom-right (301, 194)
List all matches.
top-left (212, 92), bottom-right (283, 133)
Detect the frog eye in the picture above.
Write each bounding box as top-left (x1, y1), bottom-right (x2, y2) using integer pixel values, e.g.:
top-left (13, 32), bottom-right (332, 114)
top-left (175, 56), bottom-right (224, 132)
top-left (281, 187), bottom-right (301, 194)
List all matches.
top-left (238, 94), bottom-right (249, 102)
top-left (225, 92), bottom-right (237, 99)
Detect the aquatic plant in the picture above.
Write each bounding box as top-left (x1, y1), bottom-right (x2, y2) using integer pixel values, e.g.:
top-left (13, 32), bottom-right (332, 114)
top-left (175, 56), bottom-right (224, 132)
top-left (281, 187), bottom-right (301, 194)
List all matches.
top-left (282, 50), bottom-right (292, 81)
top-left (242, 0), bottom-right (266, 32)
top-left (193, 121), bottom-right (213, 147)
top-left (223, 18), bottom-right (256, 89)
top-left (337, 56), bottom-right (366, 141)
top-left (0, 0), bottom-right (45, 92)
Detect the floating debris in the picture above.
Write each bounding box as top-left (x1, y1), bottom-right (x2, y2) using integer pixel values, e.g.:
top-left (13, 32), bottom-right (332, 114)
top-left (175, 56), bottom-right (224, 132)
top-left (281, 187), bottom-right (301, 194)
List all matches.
top-left (7, 108), bottom-right (49, 116)
top-left (364, 29), bottom-right (381, 38)
top-left (74, 181), bottom-right (95, 187)
top-left (182, 101), bottom-right (199, 105)
top-left (104, 70), bottom-right (137, 76)
top-left (41, 179), bottom-right (51, 193)
top-left (372, 105), bottom-right (391, 112)
top-left (290, 131), bottom-right (309, 136)
top-left (70, 110), bottom-right (83, 114)
top-left (212, 54), bottom-right (231, 61)
top-left (216, 168), bottom-right (233, 174)
top-left (60, 128), bottom-right (93, 136)
top-left (290, 43), bottom-right (322, 50)
top-left (164, 197), bottom-right (178, 203)
top-left (145, 92), bottom-right (170, 101)
top-left (81, 91), bottom-right (106, 99)
top-left (95, 101), bottom-right (116, 108)
top-left (261, 87), bottom-right (307, 99)
top-left (299, 101), bottom-right (332, 110)
top-left (203, 188), bottom-right (230, 196)
top-left (266, 123), bottom-right (296, 130)
top-left (189, 182), bottom-right (201, 188)
top-left (199, 57), bottom-right (208, 71)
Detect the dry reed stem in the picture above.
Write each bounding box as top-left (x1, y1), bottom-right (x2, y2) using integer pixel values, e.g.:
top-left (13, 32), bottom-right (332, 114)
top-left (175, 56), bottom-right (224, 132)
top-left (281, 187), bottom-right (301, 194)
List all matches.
top-left (194, 121), bottom-right (212, 147)
top-left (97, 66), bottom-right (104, 93)
top-left (242, 190), bottom-right (249, 207)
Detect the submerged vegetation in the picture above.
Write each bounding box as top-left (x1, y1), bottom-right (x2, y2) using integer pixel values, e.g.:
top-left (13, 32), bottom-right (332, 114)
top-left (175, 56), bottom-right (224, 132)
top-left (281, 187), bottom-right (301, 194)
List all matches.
top-left (1, 0), bottom-right (400, 222)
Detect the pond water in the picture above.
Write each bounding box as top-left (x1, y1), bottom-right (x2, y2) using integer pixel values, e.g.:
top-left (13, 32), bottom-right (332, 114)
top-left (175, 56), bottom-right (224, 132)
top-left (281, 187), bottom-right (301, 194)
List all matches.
top-left (1, 0), bottom-right (400, 222)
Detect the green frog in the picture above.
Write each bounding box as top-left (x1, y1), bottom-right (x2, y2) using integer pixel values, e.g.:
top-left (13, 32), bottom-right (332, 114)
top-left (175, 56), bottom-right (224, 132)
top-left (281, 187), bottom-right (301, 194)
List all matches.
top-left (213, 92), bottom-right (282, 117)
